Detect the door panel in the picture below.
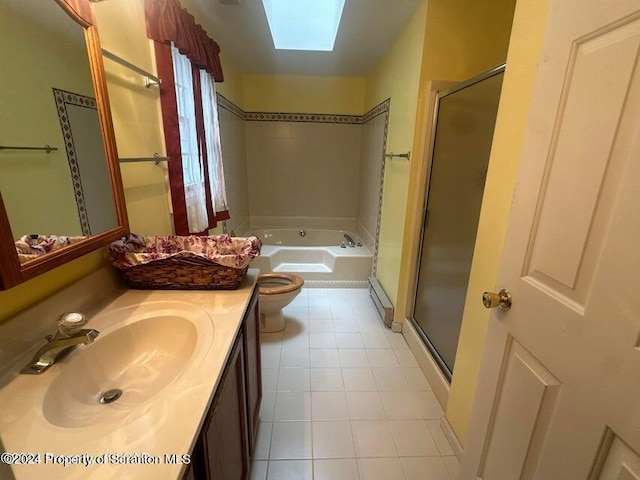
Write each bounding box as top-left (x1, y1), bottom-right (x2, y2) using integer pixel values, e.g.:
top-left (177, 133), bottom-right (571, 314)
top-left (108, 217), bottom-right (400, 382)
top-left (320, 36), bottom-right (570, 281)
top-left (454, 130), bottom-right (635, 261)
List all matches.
top-left (412, 69), bottom-right (504, 377)
top-left (479, 340), bottom-right (561, 480)
top-left (463, 2), bottom-right (640, 479)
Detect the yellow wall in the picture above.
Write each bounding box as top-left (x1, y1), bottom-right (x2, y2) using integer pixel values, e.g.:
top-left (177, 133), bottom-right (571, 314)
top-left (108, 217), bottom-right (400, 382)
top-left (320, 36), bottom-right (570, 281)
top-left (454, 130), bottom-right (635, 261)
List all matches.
top-left (0, 3), bottom-right (94, 238)
top-left (365, 0), bottom-right (429, 305)
top-left (93, 0), bottom-right (173, 236)
top-left (446, 0), bottom-right (549, 444)
top-left (243, 75), bottom-right (365, 115)
top-left (0, 250), bottom-right (104, 323)
top-left (216, 53), bottom-right (245, 109)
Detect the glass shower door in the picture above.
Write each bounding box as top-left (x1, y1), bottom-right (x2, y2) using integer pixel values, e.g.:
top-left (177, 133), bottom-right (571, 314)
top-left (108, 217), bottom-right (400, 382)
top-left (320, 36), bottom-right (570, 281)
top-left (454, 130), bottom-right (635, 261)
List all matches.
top-left (412, 67), bottom-right (504, 380)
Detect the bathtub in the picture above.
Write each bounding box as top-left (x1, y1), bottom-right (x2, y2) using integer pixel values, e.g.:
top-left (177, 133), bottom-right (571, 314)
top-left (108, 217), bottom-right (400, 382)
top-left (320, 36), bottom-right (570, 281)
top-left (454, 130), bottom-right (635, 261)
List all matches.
top-left (247, 229), bottom-right (372, 288)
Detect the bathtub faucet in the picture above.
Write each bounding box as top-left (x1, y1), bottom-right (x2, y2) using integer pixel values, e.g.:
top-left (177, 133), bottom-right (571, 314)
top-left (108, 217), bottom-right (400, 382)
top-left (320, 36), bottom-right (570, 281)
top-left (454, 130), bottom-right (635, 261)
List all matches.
top-left (299, 230), bottom-right (306, 237)
top-left (343, 233), bottom-right (355, 247)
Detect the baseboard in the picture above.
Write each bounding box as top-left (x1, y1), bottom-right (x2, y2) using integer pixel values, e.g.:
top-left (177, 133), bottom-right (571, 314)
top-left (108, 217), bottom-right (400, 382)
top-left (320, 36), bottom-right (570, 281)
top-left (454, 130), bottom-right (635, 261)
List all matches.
top-left (401, 318), bottom-right (450, 410)
top-left (440, 416), bottom-right (464, 462)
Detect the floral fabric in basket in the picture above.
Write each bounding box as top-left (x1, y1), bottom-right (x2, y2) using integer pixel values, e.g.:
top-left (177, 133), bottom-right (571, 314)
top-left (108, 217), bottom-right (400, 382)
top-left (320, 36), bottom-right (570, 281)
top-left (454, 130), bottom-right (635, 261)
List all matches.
top-left (107, 234), bottom-right (262, 270)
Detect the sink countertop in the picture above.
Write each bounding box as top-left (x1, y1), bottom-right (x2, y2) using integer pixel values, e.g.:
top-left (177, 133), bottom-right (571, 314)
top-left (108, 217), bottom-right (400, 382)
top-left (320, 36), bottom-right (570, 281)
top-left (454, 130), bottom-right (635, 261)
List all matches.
top-left (0, 269), bottom-right (259, 480)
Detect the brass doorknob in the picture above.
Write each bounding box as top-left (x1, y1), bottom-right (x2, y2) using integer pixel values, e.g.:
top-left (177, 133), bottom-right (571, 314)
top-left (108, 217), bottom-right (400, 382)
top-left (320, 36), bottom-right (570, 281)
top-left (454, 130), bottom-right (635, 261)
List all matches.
top-left (482, 289), bottom-right (512, 311)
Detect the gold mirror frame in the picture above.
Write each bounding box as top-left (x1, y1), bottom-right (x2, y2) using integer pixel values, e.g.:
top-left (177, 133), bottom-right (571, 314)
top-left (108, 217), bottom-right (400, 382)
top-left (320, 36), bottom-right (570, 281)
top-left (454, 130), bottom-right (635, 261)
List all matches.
top-left (0, 0), bottom-right (129, 290)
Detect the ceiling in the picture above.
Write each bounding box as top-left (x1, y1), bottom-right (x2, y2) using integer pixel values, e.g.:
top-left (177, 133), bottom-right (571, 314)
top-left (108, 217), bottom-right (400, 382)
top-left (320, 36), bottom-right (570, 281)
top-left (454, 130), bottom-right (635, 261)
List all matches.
top-left (190, 0), bottom-right (423, 76)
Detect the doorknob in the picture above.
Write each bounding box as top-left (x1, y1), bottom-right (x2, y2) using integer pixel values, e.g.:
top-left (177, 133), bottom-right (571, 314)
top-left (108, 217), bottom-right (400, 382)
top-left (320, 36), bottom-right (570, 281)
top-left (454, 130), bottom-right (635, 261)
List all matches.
top-left (482, 289), bottom-right (512, 311)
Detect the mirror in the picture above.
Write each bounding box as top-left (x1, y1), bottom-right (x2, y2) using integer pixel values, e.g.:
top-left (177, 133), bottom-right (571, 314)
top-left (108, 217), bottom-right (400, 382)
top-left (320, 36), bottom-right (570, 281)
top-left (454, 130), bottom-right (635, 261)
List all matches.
top-left (0, 0), bottom-right (128, 289)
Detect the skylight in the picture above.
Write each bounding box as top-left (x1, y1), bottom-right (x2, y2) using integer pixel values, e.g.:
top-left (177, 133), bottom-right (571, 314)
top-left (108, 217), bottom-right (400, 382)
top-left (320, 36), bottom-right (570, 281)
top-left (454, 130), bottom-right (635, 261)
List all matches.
top-left (262, 0), bottom-right (345, 51)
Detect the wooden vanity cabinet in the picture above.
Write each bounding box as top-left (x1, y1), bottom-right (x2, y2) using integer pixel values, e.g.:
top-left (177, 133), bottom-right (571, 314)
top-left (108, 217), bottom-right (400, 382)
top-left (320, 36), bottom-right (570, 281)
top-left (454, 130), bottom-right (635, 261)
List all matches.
top-left (242, 288), bottom-right (262, 454)
top-left (187, 285), bottom-right (261, 480)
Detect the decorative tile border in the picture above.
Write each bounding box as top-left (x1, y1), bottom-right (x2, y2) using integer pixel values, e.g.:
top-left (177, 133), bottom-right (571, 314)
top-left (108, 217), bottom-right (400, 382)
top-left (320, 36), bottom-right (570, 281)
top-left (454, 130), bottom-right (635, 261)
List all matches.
top-left (217, 94), bottom-right (390, 126)
top-left (53, 88), bottom-right (97, 236)
top-left (217, 94), bottom-right (246, 120)
top-left (244, 111), bottom-right (362, 124)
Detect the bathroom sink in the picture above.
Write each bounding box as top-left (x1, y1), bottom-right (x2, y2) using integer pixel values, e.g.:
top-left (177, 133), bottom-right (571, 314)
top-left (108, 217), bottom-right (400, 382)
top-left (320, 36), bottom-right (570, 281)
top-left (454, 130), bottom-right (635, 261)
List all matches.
top-left (41, 302), bottom-right (212, 428)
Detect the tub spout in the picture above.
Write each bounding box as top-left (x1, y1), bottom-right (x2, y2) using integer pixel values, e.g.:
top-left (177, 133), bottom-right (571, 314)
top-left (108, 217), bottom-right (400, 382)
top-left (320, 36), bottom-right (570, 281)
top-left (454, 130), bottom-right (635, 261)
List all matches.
top-left (343, 233), bottom-right (355, 247)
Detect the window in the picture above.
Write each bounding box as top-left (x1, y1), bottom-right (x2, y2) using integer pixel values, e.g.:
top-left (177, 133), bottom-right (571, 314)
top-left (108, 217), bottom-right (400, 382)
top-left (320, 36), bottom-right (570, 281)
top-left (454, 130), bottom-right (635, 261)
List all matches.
top-left (146, 0), bottom-right (228, 235)
top-left (262, 0), bottom-right (345, 51)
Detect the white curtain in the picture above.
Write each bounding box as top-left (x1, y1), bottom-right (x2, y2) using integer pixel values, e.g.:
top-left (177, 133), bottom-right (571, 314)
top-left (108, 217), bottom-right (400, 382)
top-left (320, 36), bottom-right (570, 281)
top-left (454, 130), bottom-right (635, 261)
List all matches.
top-left (171, 44), bottom-right (208, 233)
top-left (200, 70), bottom-right (229, 216)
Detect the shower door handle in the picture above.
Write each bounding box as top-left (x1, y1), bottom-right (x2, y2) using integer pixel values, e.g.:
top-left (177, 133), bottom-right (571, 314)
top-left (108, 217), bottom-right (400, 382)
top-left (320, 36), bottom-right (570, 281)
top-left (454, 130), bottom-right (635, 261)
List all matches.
top-left (482, 289), bottom-right (512, 311)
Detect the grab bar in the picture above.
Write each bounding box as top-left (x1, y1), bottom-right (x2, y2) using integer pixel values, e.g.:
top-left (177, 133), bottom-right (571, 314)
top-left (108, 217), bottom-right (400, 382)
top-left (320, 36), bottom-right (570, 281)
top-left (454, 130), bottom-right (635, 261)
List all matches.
top-left (0, 144), bottom-right (58, 153)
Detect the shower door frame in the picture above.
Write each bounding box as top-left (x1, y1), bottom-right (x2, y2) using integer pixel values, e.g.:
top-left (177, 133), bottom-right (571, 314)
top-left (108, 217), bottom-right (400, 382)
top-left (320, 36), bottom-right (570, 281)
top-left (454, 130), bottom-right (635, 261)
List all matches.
top-left (409, 64), bottom-right (506, 382)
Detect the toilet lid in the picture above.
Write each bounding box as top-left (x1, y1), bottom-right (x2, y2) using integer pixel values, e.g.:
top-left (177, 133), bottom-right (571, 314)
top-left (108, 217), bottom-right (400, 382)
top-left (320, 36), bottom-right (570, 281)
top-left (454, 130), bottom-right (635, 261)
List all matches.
top-left (258, 273), bottom-right (304, 295)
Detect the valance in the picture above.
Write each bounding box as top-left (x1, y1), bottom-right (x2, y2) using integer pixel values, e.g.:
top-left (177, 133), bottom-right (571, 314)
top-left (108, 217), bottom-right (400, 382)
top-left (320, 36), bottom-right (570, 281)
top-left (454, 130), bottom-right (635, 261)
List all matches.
top-left (145, 0), bottom-right (224, 81)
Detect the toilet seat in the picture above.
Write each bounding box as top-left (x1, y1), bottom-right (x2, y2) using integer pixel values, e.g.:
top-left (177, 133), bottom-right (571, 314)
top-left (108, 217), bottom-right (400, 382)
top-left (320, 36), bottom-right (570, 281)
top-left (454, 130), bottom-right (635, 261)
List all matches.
top-left (258, 273), bottom-right (304, 295)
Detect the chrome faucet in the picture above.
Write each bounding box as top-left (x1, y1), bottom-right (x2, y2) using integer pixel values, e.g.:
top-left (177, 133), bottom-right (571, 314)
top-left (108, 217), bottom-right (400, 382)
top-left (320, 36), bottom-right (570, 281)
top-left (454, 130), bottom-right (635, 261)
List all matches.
top-left (20, 313), bottom-right (99, 375)
top-left (343, 233), bottom-right (356, 247)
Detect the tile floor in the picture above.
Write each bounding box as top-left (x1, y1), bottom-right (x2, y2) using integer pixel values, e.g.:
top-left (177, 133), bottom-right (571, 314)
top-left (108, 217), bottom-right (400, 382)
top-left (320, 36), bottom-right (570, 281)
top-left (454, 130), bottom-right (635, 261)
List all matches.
top-left (251, 288), bottom-right (460, 480)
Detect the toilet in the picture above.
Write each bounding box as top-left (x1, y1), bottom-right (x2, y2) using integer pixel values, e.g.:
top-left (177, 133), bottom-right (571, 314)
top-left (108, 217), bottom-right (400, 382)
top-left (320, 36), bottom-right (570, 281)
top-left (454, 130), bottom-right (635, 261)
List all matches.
top-left (257, 273), bottom-right (305, 332)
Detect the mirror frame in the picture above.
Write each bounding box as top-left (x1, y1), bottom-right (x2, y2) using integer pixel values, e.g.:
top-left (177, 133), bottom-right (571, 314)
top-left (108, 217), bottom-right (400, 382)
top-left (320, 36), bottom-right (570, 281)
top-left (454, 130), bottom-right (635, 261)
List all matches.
top-left (0, 0), bottom-right (129, 290)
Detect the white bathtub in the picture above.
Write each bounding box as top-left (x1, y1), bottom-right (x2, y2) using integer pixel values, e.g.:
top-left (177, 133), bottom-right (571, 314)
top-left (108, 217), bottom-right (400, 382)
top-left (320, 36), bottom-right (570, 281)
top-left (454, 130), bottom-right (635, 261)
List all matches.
top-left (248, 229), bottom-right (372, 288)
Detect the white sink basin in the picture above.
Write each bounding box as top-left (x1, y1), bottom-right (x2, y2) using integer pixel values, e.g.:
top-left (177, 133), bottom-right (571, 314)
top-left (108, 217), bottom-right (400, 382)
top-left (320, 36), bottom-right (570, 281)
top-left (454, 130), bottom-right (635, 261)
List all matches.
top-left (36, 301), bottom-right (214, 428)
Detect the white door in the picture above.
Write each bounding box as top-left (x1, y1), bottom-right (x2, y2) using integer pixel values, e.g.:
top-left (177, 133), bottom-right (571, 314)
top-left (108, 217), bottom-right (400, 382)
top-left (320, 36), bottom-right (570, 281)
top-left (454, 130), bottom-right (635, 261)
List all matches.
top-left (462, 1), bottom-right (640, 479)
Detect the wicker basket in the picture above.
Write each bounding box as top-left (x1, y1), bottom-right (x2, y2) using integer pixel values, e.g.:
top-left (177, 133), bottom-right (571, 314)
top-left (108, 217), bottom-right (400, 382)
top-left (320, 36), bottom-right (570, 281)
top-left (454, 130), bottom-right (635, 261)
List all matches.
top-left (107, 234), bottom-right (261, 290)
top-left (120, 254), bottom-right (248, 290)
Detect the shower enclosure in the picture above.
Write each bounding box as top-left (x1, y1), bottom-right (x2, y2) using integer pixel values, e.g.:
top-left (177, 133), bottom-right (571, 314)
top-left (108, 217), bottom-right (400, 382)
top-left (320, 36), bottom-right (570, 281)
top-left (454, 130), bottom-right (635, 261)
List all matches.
top-left (412, 65), bottom-right (505, 380)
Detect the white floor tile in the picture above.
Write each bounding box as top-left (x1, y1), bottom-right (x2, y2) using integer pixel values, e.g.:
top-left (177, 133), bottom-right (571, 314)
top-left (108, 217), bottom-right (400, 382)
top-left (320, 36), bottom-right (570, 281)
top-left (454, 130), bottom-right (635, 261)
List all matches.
top-left (260, 391), bottom-right (276, 422)
top-left (280, 349), bottom-right (310, 368)
top-left (339, 349), bottom-right (370, 368)
top-left (387, 333), bottom-right (411, 352)
top-left (426, 420), bottom-right (455, 456)
top-left (270, 422), bottom-right (312, 459)
top-left (281, 332), bottom-right (310, 350)
top-left (401, 457), bottom-right (452, 480)
top-left (342, 368), bottom-right (377, 391)
top-left (351, 420), bottom-right (397, 457)
top-left (277, 368), bottom-right (310, 392)
top-left (333, 318), bottom-right (361, 333)
top-left (283, 305), bottom-right (309, 320)
top-left (366, 349), bottom-right (400, 368)
top-left (310, 333), bottom-right (338, 348)
top-left (262, 368), bottom-right (279, 392)
top-left (356, 318), bottom-right (386, 333)
top-left (310, 368), bottom-right (345, 391)
top-left (336, 333), bottom-right (365, 349)
top-left (312, 421), bottom-right (355, 458)
top-left (380, 391), bottom-right (424, 420)
top-left (310, 320), bottom-right (335, 333)
top-left (308, 305), bottom-right (332, 320)
top-left (443, 456), bottom-right (460, 480)
top-left (402, 368), bottom-right (431, 391)
top-left (389, 420), bottom-right (440, 457)
top-left (267, 460), bottom-right (312, 480)
top-left (273, 392), bottom-right (311, 421)
top-left (310, 348), bottom-right (340, 368)
top-left (253, 422), bottom-right (273, 460)
top-left (361, 333), bottom-right (391, 349)
top-left (312, 392), bottom-right (349, 420)
top-left (346, 392), bottom-right (386, 420)
top-left (261, 350), bottom-right (281, 369)
top-left (314, 459), bottom-right (360, 480)
top-left (358, 457), bottom-right (406, 480)
top-left (284, 317), bottom-right (309, 333)
top-left (415, 391), bottom-right (445, 419)
top-left (373, 368), bottom-right (410, 391)
top-left (394, 349), bottom-right (420, 368)
top-left (250, 460), bottom-right (268, 480)
top-left (254, 289), bottom-right (453, 479)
